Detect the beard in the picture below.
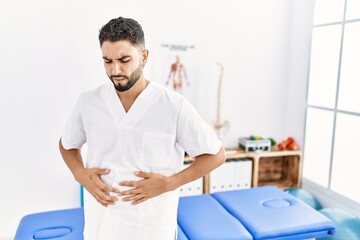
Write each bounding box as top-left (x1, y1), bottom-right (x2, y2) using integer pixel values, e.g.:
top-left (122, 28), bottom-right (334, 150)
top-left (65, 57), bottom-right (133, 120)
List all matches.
top-left (109, 63), bottom-right (143, 92)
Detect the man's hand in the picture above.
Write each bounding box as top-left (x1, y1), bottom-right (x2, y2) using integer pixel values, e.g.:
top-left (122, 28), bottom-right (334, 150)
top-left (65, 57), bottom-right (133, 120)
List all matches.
top-left (118, 171), bottom-right (172, 205)
top-left (76, 168), bottom-right (120, 207)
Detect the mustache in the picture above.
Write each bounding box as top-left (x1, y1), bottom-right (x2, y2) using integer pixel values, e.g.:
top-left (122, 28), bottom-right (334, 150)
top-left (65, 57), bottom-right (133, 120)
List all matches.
top-left (111, 75), bottom-right (129, 80)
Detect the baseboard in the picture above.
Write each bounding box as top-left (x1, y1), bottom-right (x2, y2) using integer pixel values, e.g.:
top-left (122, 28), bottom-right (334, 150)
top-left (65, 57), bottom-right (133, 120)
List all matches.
top-left (302, 178), bottom-right (360, 217)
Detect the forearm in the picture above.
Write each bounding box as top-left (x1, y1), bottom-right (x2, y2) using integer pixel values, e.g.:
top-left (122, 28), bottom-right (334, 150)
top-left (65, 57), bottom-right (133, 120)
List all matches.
top-left (59, 138), bottom-right (85, 182)
top-left (168, 146), bottom-right (226, 191)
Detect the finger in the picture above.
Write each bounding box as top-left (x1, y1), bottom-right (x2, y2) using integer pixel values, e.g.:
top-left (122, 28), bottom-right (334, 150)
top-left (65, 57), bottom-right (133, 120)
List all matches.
top-left (102, 184), bottom-right (121, 194)
top-left (132, 197), bottom-right (147, 205)
top-left (93, 193), bottom-right (108, 207)
top-left (119, 181), bottom-right (137, 187)
top-left (122, 194), bottom-right (145, 202)
top-left (105, 200), bottom-right (115, 205)
top-left (118, 189), bottom-right (139, 197)
top-left (100, 197), bottom-right (115, 206)
top-left (95, 189), bottom-right (118, 203)
top-left (96, 169), bottom-right (110, 175)
top-left (91, 176), bottom-right (120, 195)
top-left (94, 193), bottom-right (111, 205)
top-left (98, 195), bottom-right (116, 206)
top-left (107, 196), bottom-right (118, 203)
top-left (134, 171), bottom-right (152, 178)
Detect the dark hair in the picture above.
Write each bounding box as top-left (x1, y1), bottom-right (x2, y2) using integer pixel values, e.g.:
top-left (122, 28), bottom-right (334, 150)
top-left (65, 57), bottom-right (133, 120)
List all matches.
top-left (99, 17), bottom-right (145, 48)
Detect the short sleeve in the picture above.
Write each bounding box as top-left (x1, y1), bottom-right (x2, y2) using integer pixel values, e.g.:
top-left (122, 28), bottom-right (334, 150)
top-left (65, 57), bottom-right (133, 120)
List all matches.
top-left (176, 98), bottom-right (222, 158)
top-left (61, 95), bottom-right (86, 150)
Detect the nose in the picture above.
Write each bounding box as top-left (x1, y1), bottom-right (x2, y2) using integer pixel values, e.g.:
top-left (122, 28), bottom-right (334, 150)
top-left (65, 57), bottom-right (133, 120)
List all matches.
top-left (112, 62), bottom-right (122, 75)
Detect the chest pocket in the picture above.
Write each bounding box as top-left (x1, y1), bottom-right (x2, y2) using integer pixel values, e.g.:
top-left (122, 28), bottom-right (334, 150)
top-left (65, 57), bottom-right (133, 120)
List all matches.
top-left (141, 131), bottom-right (176, 175)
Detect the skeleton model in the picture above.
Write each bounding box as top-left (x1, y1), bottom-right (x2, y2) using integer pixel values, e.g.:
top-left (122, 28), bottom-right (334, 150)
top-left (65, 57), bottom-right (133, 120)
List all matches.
top-left (213, 62), bottom-right (230, 139)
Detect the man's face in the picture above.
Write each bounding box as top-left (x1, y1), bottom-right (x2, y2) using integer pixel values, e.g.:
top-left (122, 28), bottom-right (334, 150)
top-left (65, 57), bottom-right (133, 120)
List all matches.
top-left (101, 40), bottom-right (147, 92)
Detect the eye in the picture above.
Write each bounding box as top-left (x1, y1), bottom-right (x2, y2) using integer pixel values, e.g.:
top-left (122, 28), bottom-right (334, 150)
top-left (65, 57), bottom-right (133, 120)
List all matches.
top-left (120, 57), bottom-right (130, 63)
top-left (104, 60), bottom-right (112, 64)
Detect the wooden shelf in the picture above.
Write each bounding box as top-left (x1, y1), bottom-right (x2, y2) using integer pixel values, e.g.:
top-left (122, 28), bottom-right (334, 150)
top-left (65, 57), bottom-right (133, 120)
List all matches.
top-left (185, 148), bottom-right (302, 162)
top-left (185, 148), bottom-right (302, 194)
top-left (258, 180), bottom-right (297, 190)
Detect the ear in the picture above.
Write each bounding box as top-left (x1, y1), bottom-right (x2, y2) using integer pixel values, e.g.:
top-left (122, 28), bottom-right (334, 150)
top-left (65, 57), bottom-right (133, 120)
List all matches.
top-left (141, 49), bottom-right (149, 67)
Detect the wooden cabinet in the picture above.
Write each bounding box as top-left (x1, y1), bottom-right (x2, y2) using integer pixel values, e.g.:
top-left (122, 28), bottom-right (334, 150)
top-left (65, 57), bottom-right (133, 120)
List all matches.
top-left (185, 149), bottom-right (302, 194)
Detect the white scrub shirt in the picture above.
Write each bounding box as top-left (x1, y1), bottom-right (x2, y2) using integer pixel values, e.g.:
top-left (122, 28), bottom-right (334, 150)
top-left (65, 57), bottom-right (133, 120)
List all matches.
top-left (61, 81), bottom-right (222, 240)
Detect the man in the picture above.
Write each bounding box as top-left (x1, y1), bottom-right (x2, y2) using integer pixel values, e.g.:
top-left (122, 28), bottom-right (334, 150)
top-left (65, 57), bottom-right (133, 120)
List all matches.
top-left (59, 16), bottom-right (226, 240)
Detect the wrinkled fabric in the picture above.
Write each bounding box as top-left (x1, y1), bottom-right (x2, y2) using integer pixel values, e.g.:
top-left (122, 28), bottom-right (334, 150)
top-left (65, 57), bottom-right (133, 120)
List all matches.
top-left (62, 81), bottom-right (222, 240)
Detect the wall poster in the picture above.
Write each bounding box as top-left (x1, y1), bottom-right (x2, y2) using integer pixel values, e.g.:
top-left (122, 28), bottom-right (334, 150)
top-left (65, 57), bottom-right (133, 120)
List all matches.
top-left (150, 43), bottom-right (200, 109)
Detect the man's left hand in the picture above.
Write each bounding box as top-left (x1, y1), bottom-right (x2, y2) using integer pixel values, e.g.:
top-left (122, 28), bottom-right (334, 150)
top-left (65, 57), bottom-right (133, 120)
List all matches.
top-left (118, 171), bottom-right (172, 205)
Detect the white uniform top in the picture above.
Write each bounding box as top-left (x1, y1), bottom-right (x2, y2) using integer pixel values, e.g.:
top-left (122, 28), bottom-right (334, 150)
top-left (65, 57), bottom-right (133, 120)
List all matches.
top-left (62, 81), bottom-right (222, 240)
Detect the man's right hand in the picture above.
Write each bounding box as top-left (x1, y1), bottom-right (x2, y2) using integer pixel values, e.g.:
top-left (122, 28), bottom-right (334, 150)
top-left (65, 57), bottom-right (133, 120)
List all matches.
top-left (76, 168), bottom-right (119, 207)
top-left (58, 140), bottom-right (119, 207)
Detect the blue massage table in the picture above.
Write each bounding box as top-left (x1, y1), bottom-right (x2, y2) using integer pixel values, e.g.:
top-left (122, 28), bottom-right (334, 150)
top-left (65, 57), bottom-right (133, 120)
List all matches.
top-left (14, 208), bottom-right (84, 240)
top-left (15, 186), bottom-right (335, 240)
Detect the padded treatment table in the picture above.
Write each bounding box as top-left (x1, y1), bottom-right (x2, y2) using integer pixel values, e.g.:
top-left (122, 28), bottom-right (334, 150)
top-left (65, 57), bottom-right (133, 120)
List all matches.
top-left (212, 186), bottom-right (335, 239)
top-left (14, 208), bottom-right (84, 240)
top-left (178, 186), bottom-right (335, 240)
top-left (178, 223), bottom-right (189, 240)
top-left (177, 194), bottom-right (253, 240)
top-left (15, 207), bottom-right (187, 240)
top-left (16, 186), bottom-right (335, 240)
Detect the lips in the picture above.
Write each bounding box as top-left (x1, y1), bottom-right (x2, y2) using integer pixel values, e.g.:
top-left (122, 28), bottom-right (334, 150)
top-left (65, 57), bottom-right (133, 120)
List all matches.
top-left (113, 77), bottom-right (127, 83)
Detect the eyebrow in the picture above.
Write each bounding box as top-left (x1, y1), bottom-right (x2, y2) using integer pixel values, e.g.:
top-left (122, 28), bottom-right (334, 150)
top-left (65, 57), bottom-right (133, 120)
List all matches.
top-left (102, 56), bottom-right (131, 61)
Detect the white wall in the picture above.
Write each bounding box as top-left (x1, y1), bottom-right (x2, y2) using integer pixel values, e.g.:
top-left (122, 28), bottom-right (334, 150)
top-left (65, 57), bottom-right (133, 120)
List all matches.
top-left (0, 0), bottom-right (314, 238)
top-left (285, 0), bottom-right (315, 149)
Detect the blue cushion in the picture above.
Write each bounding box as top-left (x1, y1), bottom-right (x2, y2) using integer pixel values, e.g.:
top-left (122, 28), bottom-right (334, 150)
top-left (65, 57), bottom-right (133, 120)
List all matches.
top-left (212, 186), bottom-right (335, 240)
top-left (14, 208), bottom-right (84, 240)
top-left (285, 188), bottom-right (322, 210)
top-left (178, 194), bottom-right (253, 240)
top-left (33, 227), bottom-right (72, 239)
top-left (318, 208), bottom-right (360, 240)
top-left (177, 224), bottom-right (188, 240)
